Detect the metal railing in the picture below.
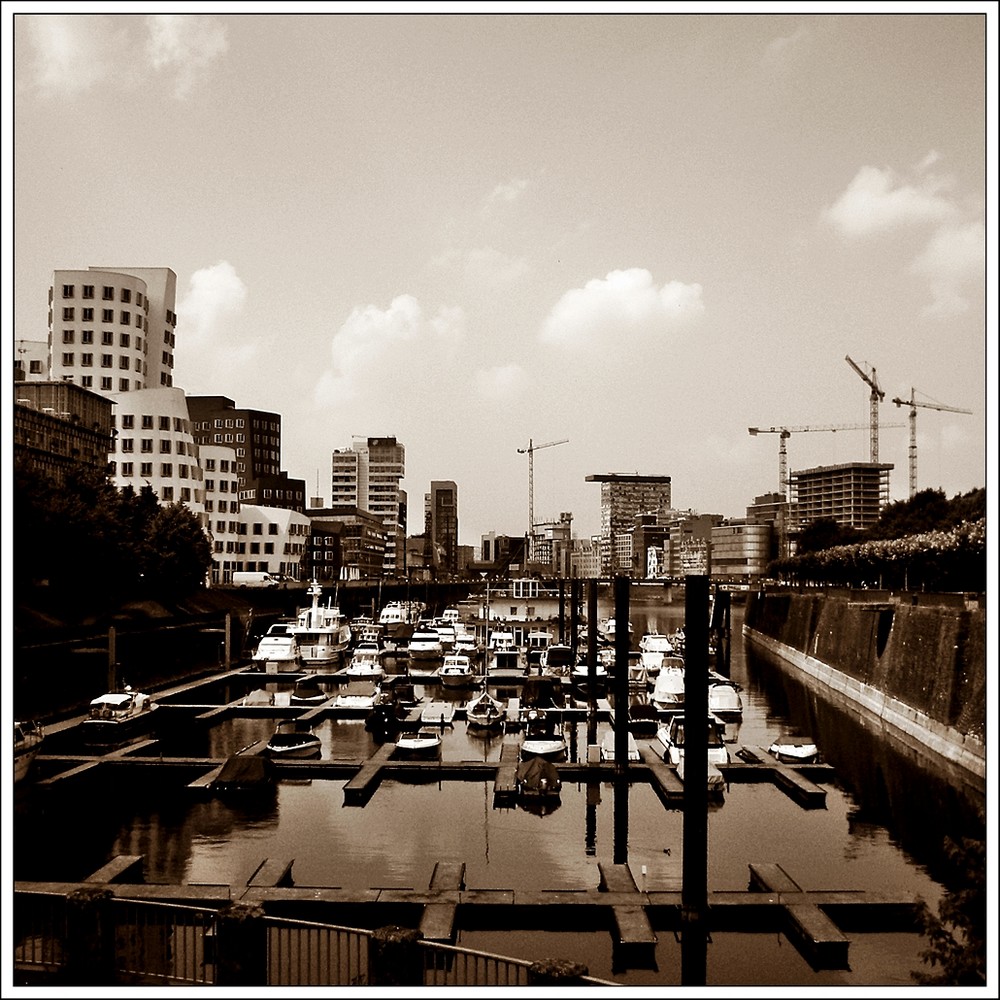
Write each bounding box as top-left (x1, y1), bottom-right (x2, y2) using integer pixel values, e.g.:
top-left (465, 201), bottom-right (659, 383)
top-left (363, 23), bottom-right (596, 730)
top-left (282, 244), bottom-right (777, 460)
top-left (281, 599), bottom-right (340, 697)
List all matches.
top-left (14, 890), bottom-right (613, 987)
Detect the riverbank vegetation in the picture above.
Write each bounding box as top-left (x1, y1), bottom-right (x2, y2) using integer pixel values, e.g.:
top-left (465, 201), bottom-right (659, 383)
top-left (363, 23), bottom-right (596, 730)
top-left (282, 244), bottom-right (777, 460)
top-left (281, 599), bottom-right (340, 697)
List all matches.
top-left (770, 488), bottom-right (986, 591)
top-left (14, 460), bottom-right (212, 621)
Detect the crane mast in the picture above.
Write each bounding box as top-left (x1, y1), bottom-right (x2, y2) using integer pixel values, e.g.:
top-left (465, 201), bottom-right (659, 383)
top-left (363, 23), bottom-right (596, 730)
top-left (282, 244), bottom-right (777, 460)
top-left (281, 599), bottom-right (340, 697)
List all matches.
top-left (845, 356), bottom-right (885, 463)
top-left (516, 438), bottom-right (568, 561)
top-left (891, 388), bottom-right (973, 497)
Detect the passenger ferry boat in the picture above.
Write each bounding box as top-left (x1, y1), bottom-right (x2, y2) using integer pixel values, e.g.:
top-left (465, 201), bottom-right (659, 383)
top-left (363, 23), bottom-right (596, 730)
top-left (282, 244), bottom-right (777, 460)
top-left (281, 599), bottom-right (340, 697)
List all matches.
top-left (293, 580), bottom-right (352, 668)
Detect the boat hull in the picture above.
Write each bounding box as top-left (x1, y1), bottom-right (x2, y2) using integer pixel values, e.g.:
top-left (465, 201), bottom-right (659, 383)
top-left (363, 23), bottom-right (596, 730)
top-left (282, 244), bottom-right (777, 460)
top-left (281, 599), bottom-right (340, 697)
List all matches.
top-left (82, 710), bottom-right (158, 745)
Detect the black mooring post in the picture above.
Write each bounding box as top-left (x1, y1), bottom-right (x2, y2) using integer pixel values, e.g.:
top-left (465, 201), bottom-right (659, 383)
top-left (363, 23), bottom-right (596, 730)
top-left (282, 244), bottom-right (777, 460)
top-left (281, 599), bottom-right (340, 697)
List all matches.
top-left (682, 574), bottom-right (710, 986)
top-left (614, 575), bottom-right (630, 769)
top-left (613, 770), bottom-right (629, 866)
top-left (587, 579), bottom-right (599, 747)
top-left (559, 579), bottom-right (567, 644)
top-left (570, 578), bottom-right (580, 667)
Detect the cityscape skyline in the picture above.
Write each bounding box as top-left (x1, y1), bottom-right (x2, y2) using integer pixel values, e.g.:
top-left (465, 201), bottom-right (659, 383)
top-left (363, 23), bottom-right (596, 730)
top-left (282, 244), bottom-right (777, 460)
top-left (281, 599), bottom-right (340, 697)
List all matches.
top-left (8, 11), bottom-right (991, 545)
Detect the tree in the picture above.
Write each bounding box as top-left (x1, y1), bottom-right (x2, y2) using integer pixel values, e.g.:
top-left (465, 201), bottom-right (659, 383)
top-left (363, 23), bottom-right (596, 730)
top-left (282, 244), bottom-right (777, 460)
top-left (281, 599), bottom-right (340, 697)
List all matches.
top-left (142, 503), bottom-right (213, 596)
top-left (796, 518), bottom-right (862, 554)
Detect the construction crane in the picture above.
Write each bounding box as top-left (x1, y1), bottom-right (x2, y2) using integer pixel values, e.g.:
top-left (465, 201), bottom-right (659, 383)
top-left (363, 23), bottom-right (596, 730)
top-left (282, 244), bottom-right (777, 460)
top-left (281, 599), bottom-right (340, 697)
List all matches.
top-left (748, 424), bottom-right (878, 501)
top-left (892, 388), bottom-right (973, 498)
top-left (845, 355), bottom-right (885, 463)
top-left (517, 438), bottom-right (568, 559)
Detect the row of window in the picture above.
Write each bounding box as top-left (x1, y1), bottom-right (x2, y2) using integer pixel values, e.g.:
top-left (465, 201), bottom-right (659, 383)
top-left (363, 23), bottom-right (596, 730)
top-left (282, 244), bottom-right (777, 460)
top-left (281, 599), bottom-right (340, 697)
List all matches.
top-left (62, 284), bottom-right (143, 306)
top-left (203, 499), bottom-right (235, 513)
top-left (119, 414), bottom-right (191, 432)
top-left (62, 307), bottom-right (145, 327)
top-left (63, 330), bottom-right (142, 348)
top-left (193, 418), bottom-right (246, 429)
top-left (116, 440), bottom-right (197, 460)
top-left (62, 353), bottom-right (143, 371)
top-left (204, 479), bottom-right (239, 491)
top-left (202, 458), bottom-right (233, 472)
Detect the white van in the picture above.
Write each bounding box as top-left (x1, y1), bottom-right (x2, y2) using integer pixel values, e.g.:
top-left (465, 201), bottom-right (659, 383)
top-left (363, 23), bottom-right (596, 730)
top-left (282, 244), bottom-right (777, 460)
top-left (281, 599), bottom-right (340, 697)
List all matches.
top-left (232, 571), bottom-right (280, 588)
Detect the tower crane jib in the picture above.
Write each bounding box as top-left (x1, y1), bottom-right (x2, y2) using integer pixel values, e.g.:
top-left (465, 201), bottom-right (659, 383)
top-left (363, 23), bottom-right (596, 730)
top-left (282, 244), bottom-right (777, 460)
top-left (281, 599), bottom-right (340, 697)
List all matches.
top-left (516, 437), bottom-right (569, 560)
top-left (845, 355), bottom-right (885, 463)
top-left (892, 388), bottom-right (973, 498)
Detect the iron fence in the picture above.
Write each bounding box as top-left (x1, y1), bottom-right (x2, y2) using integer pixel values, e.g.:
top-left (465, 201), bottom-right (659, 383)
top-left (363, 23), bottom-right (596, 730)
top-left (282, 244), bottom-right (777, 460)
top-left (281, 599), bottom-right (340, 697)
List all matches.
top-left (266, 916), bottom-right (370, 986)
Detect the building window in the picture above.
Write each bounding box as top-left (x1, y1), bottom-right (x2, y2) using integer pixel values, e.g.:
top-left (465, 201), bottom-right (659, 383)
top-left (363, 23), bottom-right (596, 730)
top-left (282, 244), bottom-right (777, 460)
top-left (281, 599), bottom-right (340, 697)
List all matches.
top-left (81, 353), bottom-right (93, 366)
top-left (134, 358), bottom-right (142, 371)
top-left (179, 465), bottom-right (188, 478)
top-left (108, 461), bottom-right (116, 476)
top-left (62, 330), bottom-right (74, 343)
top-left (101, 377), bottom-right (113, 390)
top-left (121, 462), bottom-right (133, 476)
top-left (119, 356), bottom-right (129, 370)
top-left (160, 439), bottom-right (171, 453)
top-left (120, 288), bottom-right (131, 303)
top-left (162, 351), bottom-right (170, 365)
top-left (135, 313), bottom-right (142, 328)
top-left (141, 439), bottom-right (153, 453)
top-left (102, 330), bottom-right (114, 345)
top-left (82, 329), bottom-right (94, 343)
top-left (121, 439), bottom-right (133, 453)
top-left (205, 499), bottom-right (214, 512)
top-left (218, 500), bottom-right (227, 512)
top-left (162, 486), bottom-right (174, 501)
top-left (103, 286), bottom-right (115, 300)
top-left (101, 354), bottom-right (112, 368)
top-left (161, 463), bottom-right (172, 477)
top-left (159, 416), bottom-right (169, 430)
top-left (250, 542), bottom-right (260, 555)
top-left (140, 462), bottom-right (152, 477)
top-left (269, 523), bottom-right (279, 535)
top-left (120, 311), bottom-right (130, 325)
top-left (62, 307), bottom-right (74, 320)
top-left (122, 414), bottom-right (134, 429)
top-left (61, 352), bottom-right (74, 365)
top-left (82, 285), bottom-right (94, 299)
top-left (119, 378), bottom-right (129, 391)
top-left (264, 543), bottom-right (275, 555)
top-left (29, 360), bottom-right (43, 374)
top-left (62, 284), bottom-right (74, 298)
top-left (120, 333), bottom-right (130, 348)
top-left (142, 415), bottom-right (153, 429)
top-left (253, 522), bottom-right (262, 535)
top-left (82, 308), bottom-right (93, 321)
top-left (102, 309), bottom-right (114, 323)
top-left (81, 376), bottom-right (93, 387)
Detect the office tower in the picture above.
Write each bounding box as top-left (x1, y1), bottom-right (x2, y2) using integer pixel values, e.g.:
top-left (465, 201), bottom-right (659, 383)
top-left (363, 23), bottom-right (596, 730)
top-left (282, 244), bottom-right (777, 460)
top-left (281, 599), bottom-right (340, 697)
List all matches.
top-left (187, 396), bottom-right (282, 488)
top-left (331, 437), bottom-right (406, 576)
top-left (586, 474), bottom-right (672, 576)
top-left (790, 462), bottom-right (894, 531)
top-left (426, 481), bottom-right (459, 576)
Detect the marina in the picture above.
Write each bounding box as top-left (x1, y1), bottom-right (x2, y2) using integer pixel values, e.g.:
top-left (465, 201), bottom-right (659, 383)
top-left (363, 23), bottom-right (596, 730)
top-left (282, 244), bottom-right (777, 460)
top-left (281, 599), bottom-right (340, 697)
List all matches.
top-left (12, 594), bottom-right (979, 986)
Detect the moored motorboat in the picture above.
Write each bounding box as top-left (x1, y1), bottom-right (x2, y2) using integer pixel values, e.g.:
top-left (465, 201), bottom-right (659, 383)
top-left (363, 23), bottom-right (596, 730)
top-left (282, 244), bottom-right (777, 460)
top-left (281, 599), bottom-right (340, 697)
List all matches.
top-left (768, 733), bottom-right (820, 764)
top-left (515, 756), bottom-right (562, 800)
top-left (465, 689), bottom-right (506, 731)
top-left (708, 679), bottom-right (744, 722)
top-left (290, 679), bottom-right (328, 706)
top-left (571, 661), bottom-right (609, 690)
top-left (394, 728), bottom-right (443, 758)
top-left (345, 643), bottom-right (384, 681)
top-left (650, 659), bottom-right (685, 709)
top-left (420, 701), bottom-right (457, 725)
top-left (656, 714), bottom-right (728, 791)
top-left (600, 729), bottom-right (640, 762)
top-left (292, 580), bottom-right (352, 669)
top-left (83, 687), bottom-right (158, 744)
top-left (539, 643), bottom-right (574, 680)
top-left (519, 708), bottom-right (567, 762)
top-left (251, 624), bottom-right (302, 674)
top-left (407, 625), bottom-right (445, 665)
top-left (209, 754), bottom-right (277, 795)
top-left (627, 702), bottom-right (660, 738)
top-left (333, 680), bottom-right (380, 710)
top-left (14, 720), bottom-right (45, 782)
top-left (439, 654), bottom-right (476, 688)
top-left (264, 719), bottom-right (321, 759)
top-left (639, 631), bottom-right (673, 682)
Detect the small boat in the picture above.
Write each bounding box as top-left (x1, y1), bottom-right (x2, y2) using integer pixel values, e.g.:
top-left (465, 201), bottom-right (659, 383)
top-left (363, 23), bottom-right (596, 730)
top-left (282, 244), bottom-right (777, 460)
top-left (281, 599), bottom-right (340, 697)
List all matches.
top-left (768, 733), bottom-right (820, 764)
top-left (83, 687), bottom-right (158, 744)
top-left (650, 660), bottom-right (685, 709)
top-left (708, 679), bottom-right (744, 722)
top-left (439, 654), bottom-right (476, 688)
top-left (333, 681), bottom-right (380, 710)
top-left (378, 600), bottom-right (424, 644)
top-left (519, 676), bottom-right (567, 716)
top-left (440, 607), bottom-right (462, 624)
top-left (431, 620), bottom-right (457, 652)
top-left (209, 754), bottom-right (276, 794)
top-left (627, 702), bottom-right (660, 738)
top-left (264, 719), bottom-right (321, 759)
top-left (599, 617), bottom-right (633, 643)
top-left (465, 689), bottom-right (506, 731)
top-left (14, 720), bottom-right (45, 782)
top-left (345, 643), bottom-right (384, 681)
top-left (290, 679), bottom-right (328, 706)
top-left (394, 728), bottom-right (442, 758)
top-left (487, 631), bottom-right (523, 675)
top-left (241, 688), bottom-right (275, 707)
top-left (515, 756), bottom-right (562, 800)
top-left (656, 715), bottom-right (729, 790)
top-left (639, 632), bottom-right (673, 681)
top-left (539, 643), bottom-right (574, 679)
top-left (407, 625), bottom-right (445, 662)
top-left (525, 629), bottom-right (552, 670)
top-left (251, 624), bottom-right (302, 674)
top-left (420, 701), bottom-right (457, 725)
top-left (600, 729), bottom-right (640, 762)
top-left (519, 709), bottom-right (567, 762)
top-left (571, 661), bottom-right (609, 690)
top-left (366, 687), bottom-right (411, 733)
top-left (292, 579), bottom-right (352, 668)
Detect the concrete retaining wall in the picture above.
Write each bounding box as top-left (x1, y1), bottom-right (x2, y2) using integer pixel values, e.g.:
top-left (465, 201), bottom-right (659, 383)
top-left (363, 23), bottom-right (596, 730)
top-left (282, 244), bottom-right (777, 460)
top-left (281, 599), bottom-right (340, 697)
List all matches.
top-left (744, 591), bottom-right (986, 777)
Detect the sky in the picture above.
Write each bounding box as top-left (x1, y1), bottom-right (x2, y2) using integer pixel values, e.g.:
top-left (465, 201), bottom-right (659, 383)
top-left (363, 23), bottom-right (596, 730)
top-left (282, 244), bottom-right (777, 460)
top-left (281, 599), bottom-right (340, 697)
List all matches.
top-left (6, 6), bottom-right (994, 546)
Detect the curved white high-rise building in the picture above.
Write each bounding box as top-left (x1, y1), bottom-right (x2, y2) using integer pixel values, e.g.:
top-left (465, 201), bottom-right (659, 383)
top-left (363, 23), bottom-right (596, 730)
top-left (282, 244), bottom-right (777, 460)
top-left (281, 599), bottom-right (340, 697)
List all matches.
top-left (49, 267), bottom-right (177, 395)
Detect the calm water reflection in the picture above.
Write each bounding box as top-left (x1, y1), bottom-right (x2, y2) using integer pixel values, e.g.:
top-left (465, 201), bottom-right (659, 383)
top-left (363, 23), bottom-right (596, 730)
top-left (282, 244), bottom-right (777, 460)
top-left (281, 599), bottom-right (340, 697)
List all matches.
top-left (14, 600), bottom-right (978, 986)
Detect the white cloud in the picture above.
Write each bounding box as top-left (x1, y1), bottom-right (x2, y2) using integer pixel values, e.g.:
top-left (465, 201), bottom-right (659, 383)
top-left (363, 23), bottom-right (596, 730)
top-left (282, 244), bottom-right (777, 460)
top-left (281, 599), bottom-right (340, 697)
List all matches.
top-left (474, 365), bottom-right (527, 401)
top-left (822, 164), bottom-right (955, 238)
top-left (23, 15), bottom-right (128, 95)
top-left (177, 261), bottom-right (248, 346)
top-left (539, 269), bottom-right (704, 349)
top-left (145, 15), bottom-right (229, 99)
top-left (315, 295), bottom-right (465, 405)
top-left (482, 178), bottom-right (529, 215)
top-left (762, 24), bottom-right (814, 69)
top-left (910, 221), bottom-right (986, 317)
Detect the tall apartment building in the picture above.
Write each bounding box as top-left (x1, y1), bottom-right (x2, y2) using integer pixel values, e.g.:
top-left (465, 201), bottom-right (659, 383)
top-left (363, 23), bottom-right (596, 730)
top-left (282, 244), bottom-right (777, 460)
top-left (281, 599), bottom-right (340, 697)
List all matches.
top-left (48, 267), bottom-right (177, 394)
top-left (790, 462), bottom-right (893, 532)
top-left (425, 480), bottom-right (459, 577)
top-left (187, 396), bottom-right (282, 488)
top-left (331, 437), bottom-right (406, 576)
top-left (585, 474), bottom-right (672, 576)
